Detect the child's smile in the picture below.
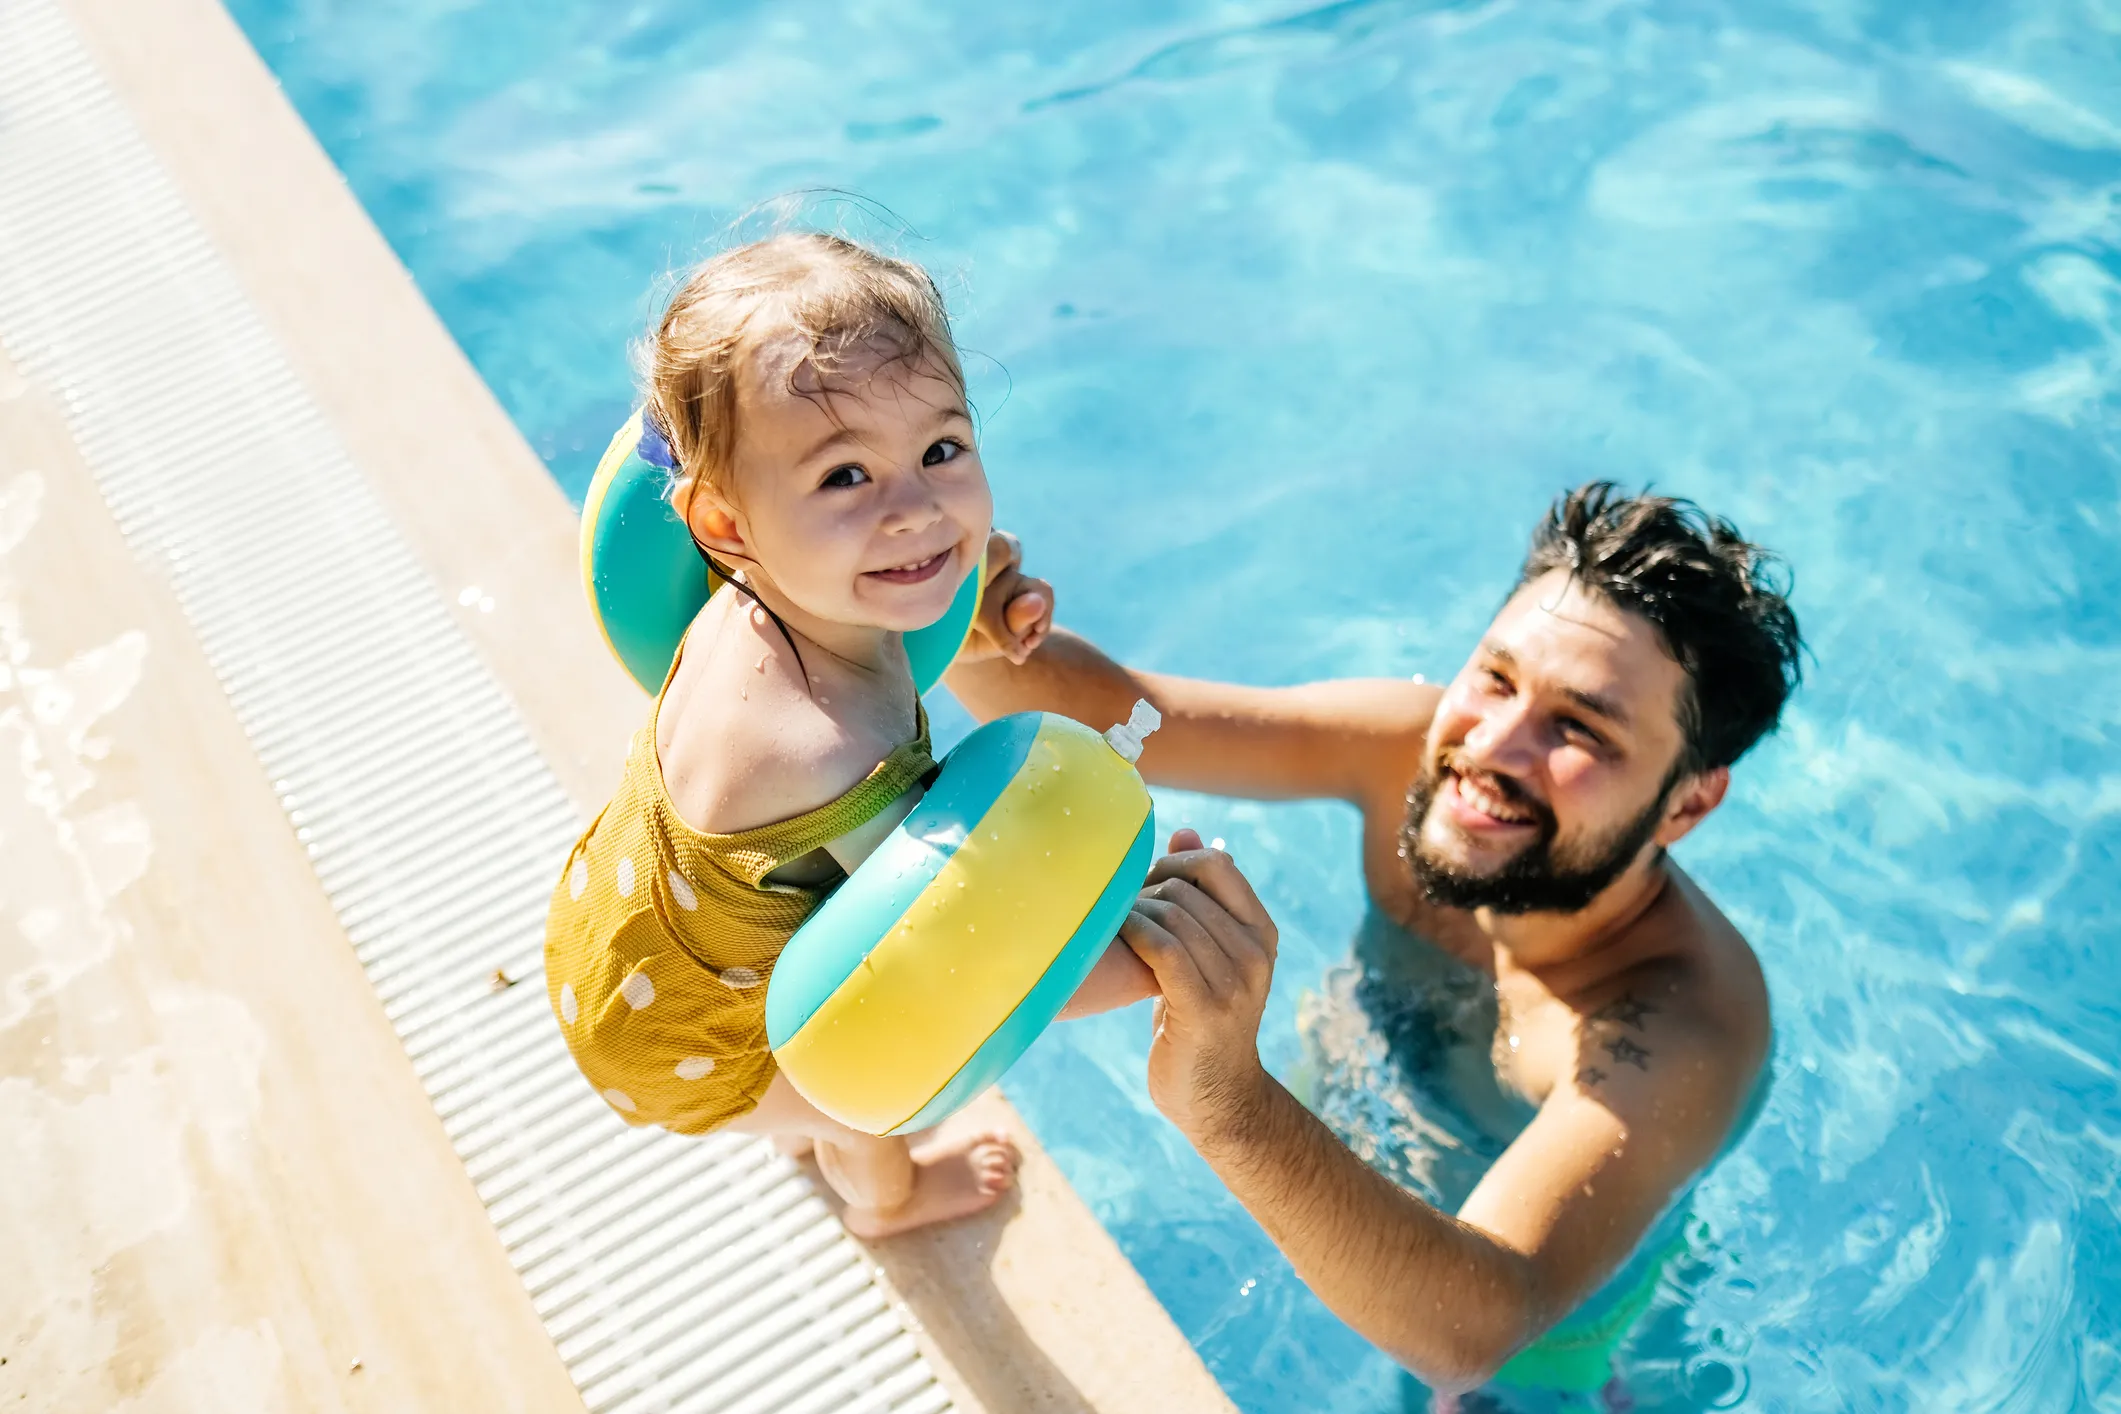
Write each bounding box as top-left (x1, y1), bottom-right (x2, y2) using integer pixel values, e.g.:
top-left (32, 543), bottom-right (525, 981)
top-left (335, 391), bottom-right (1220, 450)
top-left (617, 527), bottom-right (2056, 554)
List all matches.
top-left (865, 547), bottom-right (954, 586)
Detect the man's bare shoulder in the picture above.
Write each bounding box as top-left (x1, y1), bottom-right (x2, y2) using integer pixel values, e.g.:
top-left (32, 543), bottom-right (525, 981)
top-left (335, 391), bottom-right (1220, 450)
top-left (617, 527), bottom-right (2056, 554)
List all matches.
top-left (1569, 875), bottom-right (1770, 1152)
top-left (1661, 863), bottom-right (1771, 1058)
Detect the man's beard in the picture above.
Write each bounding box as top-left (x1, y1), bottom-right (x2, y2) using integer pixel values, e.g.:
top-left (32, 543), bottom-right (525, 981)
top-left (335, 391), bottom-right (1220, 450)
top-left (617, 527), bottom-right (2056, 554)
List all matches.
top-left (1400, 758), bottom-right (1672, 916)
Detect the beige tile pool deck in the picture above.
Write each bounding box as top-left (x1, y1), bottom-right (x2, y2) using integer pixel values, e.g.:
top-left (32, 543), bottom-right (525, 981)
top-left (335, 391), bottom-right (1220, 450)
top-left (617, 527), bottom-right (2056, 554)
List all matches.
top-left (0, 0), bottom-right (1237, 1410)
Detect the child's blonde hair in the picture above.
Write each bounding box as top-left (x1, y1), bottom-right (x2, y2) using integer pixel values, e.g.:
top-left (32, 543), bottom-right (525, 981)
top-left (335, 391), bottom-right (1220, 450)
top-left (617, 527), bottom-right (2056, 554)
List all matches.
top-left (644, 232), bottom-right (965, 503)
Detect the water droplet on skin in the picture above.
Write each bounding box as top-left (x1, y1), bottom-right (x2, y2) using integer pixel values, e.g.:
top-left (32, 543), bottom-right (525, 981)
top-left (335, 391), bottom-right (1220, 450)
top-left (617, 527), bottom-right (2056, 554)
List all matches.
top-left (739, 686), bottom-right (747, 699)
top-left (755, 656), bottom-right (767, 673)
top-left (1507, 1034), bottom-right (1521, 1050)
top-left (819, 696), bottom-right (830, 705)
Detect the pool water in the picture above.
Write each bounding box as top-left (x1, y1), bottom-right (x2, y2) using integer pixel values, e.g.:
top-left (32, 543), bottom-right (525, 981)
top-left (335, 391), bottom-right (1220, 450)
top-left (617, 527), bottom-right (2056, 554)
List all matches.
top-left (227, 2), bottom-right (2121, 1409)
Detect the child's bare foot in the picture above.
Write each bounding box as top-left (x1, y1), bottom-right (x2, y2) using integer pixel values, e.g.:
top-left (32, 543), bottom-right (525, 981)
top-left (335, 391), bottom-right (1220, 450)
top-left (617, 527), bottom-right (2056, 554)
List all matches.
top-left (772, 1134), bottom-right (815, 1161)
top-left (842, 1125), bottom-right (1019, 1239)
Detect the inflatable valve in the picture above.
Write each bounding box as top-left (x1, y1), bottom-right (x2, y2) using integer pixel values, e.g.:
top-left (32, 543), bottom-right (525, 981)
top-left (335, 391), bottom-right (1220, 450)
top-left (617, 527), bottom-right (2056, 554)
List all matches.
top-left (1103, 699), bottom-right (1162, 764)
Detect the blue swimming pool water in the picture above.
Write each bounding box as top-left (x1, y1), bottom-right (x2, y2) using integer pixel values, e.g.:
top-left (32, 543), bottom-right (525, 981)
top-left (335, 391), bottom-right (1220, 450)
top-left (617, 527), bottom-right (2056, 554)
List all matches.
top-left (227, 2), bottom-right (2121, 1408)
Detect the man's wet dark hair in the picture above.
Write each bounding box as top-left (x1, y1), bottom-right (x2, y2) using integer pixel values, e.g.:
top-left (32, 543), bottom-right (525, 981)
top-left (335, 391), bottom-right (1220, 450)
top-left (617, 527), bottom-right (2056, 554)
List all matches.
top-left (1518, 482), bottom-right (1803, 774)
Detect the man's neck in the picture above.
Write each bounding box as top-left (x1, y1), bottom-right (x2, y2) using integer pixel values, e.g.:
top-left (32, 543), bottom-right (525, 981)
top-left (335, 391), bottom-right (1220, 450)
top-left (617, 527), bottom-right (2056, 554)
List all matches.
top-left (1476, 853), bottom-right (1673, 978)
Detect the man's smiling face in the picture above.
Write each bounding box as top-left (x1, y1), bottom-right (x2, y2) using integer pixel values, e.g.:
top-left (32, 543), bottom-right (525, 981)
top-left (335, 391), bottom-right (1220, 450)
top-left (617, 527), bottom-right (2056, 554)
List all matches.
top-left (1403, 569), bottom-right (1699, 915)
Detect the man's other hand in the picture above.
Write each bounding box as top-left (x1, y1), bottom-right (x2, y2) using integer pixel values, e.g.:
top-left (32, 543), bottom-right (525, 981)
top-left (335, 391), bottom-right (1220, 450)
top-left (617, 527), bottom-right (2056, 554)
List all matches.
top-left (1120, 828), bottom-right (1281, 1145)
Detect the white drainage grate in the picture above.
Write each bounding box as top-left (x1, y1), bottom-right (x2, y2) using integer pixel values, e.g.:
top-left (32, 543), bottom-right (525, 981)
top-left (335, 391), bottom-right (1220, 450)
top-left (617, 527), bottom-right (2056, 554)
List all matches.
top-left (0, 3), bottom-right (953, 1410)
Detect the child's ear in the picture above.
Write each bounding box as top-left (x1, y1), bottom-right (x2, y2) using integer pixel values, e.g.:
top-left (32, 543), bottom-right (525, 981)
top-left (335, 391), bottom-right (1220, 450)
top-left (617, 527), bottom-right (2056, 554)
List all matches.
top-left (678, 478), bottom-right (750, 562)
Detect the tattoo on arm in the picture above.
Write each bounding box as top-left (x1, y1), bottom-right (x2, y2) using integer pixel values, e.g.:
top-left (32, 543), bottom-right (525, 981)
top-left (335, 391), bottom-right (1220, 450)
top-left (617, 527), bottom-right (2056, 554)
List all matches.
top-left (1592, 992), bottom-right (1658, 1030)
top-left (1603, 1035), bottom-right (1651, 1069)
top-left (1576, 992), bottom-right (1658, 1088)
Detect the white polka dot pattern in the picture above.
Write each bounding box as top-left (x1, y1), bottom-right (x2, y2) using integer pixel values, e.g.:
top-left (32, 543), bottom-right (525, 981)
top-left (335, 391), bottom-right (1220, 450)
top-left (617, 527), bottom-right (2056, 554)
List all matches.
top-left (558, 983), bottom-right (578, 1024)
top-left (602, 1088), bottom-right (637, 1113)
top-left (568, 856), bottom-right (588, 900)
top-left (545, 681), bottom-right (936, 1140)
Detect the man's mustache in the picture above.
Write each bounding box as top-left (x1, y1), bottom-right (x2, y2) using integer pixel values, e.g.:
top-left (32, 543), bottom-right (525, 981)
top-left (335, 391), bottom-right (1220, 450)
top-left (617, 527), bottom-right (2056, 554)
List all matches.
top-left (1429, 750), bottom-right (1557, 835)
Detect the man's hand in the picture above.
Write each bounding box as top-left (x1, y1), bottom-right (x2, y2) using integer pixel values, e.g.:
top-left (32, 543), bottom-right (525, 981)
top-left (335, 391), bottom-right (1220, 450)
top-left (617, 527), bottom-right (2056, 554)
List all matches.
top-left (1118, 828), bottom-right (1280, 1145)
top-left (957, 529), bottom-right (1054, 667)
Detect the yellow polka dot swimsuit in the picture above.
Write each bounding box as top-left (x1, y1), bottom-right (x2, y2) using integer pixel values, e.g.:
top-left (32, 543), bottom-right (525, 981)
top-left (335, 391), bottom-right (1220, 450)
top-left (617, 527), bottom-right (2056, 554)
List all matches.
top-left (544, 649), bottom-right (934, 1135)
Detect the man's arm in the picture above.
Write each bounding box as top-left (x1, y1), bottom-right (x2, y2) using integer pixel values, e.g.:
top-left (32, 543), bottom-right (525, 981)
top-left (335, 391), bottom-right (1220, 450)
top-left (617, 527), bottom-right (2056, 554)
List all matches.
top-left (1202, 1040), bottom-right (1739, 1389)
top-left (1123, 844), bottom-right (1752, 1393)
top-left (947, 628), bottom-right (1438, 804)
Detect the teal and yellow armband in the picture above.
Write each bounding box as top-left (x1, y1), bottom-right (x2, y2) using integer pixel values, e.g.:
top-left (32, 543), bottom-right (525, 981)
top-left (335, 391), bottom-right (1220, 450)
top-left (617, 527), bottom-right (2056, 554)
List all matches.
top-left (764, 705), bottom-right (1162, 1135)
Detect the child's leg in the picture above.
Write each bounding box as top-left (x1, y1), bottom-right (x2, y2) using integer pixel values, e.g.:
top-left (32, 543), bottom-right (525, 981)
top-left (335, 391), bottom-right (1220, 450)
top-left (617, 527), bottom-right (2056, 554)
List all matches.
top-left (731, 1073), bottom-right (1019, 1238)
top-left (817, 1124), bottom-right (1021, 1239)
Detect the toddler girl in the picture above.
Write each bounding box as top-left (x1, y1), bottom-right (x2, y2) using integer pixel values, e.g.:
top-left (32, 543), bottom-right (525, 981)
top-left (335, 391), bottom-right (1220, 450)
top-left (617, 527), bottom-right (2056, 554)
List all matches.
top-left (546, 233), bottom-right (1151, 1236)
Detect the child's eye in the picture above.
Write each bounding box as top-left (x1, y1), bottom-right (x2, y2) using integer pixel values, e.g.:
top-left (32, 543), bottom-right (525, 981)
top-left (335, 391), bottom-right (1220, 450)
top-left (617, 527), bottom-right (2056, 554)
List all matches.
top-left (821, 464), bottom-right (870, 490)
top-left (922, 438), bottom-right (966, 467)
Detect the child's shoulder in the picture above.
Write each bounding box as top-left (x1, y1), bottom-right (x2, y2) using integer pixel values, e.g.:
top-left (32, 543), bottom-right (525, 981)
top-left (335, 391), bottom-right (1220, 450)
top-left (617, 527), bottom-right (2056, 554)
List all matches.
top-left (653, 605), bottom-right (905, 838)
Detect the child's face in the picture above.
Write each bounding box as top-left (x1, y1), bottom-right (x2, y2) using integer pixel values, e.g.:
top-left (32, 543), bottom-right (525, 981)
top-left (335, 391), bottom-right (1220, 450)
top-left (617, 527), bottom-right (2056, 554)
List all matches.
top-left (703, 330), bottom-right (993, 634)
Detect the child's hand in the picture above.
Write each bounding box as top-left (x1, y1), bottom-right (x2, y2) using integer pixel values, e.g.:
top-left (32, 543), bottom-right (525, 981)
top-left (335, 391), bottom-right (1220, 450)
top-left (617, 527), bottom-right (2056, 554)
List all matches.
top-left (961, 529), bottom-right (1055, 667)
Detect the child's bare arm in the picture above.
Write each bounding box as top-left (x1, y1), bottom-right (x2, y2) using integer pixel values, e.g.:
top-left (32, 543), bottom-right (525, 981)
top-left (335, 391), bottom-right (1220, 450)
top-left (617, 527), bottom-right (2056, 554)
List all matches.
top-left (1058, 940), bottom-right (1160, 1019)
top-left (956, 529), bottom-right (1055, 667)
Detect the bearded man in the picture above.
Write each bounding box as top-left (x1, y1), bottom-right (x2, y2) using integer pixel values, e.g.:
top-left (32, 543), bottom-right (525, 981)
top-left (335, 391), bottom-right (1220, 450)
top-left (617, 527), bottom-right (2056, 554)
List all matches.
top-left (950, 483), bottom-right (1803, 1407)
